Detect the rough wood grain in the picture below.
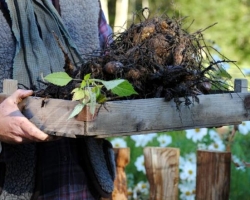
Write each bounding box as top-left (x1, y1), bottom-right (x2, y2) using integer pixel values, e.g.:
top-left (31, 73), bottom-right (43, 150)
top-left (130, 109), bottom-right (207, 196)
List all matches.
top-left (111, 148), bottom-right (130, 200)
top-left (3, 79), bottom-right (18, 94)
top-left (196, 150), bottom-right (231, 200)
top-left (234, 79), bottom-right (248, 93)
top-left (86, 93), bottom-right (249, 137)
top-left (144, 147), bottom-right (179, 200)
top-left (0, 92), bottom-right (249, 137)
top-left (21, 97), bottom-right (85, 138)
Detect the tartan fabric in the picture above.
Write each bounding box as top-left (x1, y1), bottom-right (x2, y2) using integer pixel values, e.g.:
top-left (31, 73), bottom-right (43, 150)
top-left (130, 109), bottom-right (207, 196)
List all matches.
top-left (35, 139), bottom-right (96, 200)
top-left (98, 9), bottom-right (113, 50)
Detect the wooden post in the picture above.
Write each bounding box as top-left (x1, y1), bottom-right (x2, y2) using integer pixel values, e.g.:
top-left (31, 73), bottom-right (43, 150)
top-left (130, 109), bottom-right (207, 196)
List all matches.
top-left (234, 79), bottom-right (248, 93)
top-left (144, 147), bottom-right (179, 200)
top-left (196, 150), bottom-right (231, 200)
top-left (102, 148), bottom-right (130, 200)
top-left (3, 79), bottom-right (18, 94)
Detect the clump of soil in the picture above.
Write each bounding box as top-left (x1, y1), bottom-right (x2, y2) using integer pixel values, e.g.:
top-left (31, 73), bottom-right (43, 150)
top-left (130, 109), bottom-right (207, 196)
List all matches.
top-left (39, 8), bottom-right (234, 105)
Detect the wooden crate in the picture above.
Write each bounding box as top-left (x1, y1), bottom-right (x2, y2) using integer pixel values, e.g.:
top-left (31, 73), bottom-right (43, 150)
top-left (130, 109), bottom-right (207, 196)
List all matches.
top-left (1, 79), bottom-right (249, 138)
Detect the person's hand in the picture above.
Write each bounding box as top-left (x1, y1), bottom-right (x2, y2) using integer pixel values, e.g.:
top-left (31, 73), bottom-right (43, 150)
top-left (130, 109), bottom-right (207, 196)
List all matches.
top-left (0, 89), bottom-right (53, 144)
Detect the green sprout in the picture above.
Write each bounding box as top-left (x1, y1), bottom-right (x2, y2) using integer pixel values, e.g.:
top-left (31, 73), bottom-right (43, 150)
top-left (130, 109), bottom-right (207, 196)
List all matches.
top-left (44, 72), bottom-right (137, 119)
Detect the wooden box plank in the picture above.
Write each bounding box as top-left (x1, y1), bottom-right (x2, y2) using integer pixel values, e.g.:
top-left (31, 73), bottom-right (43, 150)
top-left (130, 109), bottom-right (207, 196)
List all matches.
top-left (0, 79), bottom-right (249, 138)
top-left (22, 97), bottom-right (86, 138)
top-left (1, 92), bottom-right (246, 138)
top-left (85, 93), bottom-right (249, 137)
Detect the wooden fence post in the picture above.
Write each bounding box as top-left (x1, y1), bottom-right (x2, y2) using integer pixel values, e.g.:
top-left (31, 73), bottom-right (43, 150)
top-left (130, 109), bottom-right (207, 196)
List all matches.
top-left (234, 79), bottom-right (248, 93)
top-left (3, 79), bottom-right (18, 94)
top-left (144, 147), bottom-right (180, 200)
top-left (102, 148), bottom-right (130, 200)
top-left (196, 150), bottom-right (231, 200)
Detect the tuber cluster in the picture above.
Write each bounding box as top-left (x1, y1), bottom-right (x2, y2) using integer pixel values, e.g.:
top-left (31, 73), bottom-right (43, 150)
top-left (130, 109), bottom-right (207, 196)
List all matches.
top-left (77, 8), bottom-right (233, 105)
top-left (39, 8), bottom-right (234, 105)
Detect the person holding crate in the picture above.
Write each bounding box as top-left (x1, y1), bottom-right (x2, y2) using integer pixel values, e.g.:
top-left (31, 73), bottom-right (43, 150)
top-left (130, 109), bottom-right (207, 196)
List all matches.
top-left (0, 0), bottom-right (115, 199)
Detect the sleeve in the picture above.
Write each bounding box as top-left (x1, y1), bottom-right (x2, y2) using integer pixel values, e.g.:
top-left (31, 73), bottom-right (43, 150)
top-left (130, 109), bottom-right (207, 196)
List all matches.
top-left (0, 143), bottom-right (4, 162)
top-left (0, 0), bottom-right (7, 9)
top-left (0, 143), bottom-right (6, 162)
top-left (98, 9), bottom-right (113, 49)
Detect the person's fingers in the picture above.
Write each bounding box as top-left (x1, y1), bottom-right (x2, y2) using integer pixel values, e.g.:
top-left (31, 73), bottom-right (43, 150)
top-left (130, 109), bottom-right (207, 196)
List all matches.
top-left (3, 89), bottom-right (33, 108)
top-left (0, 89), bottom-right (57, 144)
top-left (11, 89), bottom-right (33, 104)
top-left (19, 118), bottom-right (54, 142)
top-left (19, 90), bottom-right (33, 99)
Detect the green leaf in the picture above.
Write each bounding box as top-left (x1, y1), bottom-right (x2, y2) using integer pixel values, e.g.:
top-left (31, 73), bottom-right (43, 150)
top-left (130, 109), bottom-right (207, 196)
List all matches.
top-left (84, 73), bottom-right (91, 81)
top-left (71, 88), bottom-right (79, 94)
top-left (80, 80), bottom-right (87, 89)
top-left (93, 79), bottom-right (124, 90)
top-left (72, 89), bottom-right (85, 101)
top-left (92, 85), bottom-right (103, 98)
top-left (111, 80), bottom-right (138, 97)
top-left (68, 103), bottom-right (85, 119)
top-left (96, 94), bottom-right (107, 103)
top-left (44, 72), bottom-right (72, 86)
top-left (84, 88), bottom-right (91, 98)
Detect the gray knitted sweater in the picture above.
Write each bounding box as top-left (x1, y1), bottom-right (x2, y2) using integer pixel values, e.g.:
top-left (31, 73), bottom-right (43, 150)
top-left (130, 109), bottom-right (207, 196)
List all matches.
top-left (0, 0), bottom-right (102, 199)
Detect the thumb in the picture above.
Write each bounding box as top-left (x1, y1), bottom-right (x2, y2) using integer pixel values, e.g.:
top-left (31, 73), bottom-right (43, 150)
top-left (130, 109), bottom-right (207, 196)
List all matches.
top-left (12, 89), bottom-right (33, 104)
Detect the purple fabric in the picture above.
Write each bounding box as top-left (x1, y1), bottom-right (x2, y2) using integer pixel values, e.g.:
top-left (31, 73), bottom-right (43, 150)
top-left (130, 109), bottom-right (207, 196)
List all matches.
top-left (99, 9), bottom-right (113, 49)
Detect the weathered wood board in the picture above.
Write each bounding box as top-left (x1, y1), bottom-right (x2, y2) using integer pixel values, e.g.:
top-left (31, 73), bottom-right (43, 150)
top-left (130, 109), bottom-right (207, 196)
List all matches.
top-left (0, 92), bottom-right (250, 138)
top-left (0, 79), bottom-right (249, 138)
top-left (84, 93), bottom-right (250, 137)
